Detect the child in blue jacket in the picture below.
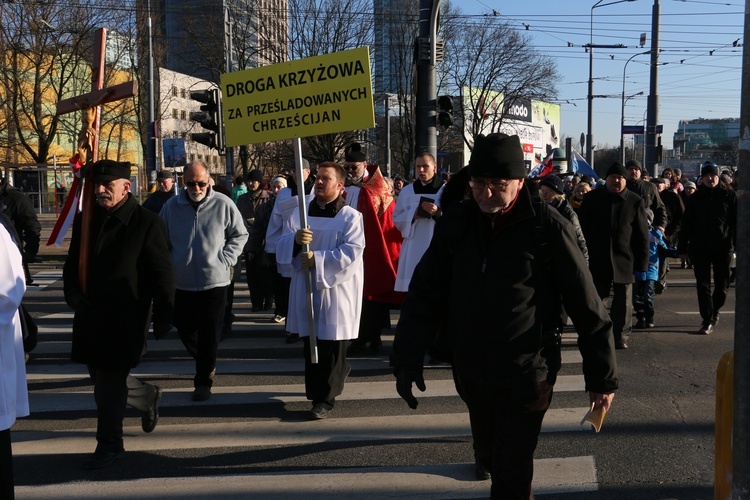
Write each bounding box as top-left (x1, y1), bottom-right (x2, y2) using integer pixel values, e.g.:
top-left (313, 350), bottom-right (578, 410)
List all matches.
top-left (635, 221), bottom-right (678, 329)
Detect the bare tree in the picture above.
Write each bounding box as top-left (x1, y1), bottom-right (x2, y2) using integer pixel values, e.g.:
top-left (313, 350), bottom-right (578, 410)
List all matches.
top-left (0, 0), bottom-right (129, 164)
top-left (439, 10), bottom-right (559, 152)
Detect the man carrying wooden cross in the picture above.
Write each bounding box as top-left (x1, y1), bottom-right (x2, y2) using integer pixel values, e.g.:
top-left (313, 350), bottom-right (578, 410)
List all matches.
top-left (63, 160), bottom-right (174, 469)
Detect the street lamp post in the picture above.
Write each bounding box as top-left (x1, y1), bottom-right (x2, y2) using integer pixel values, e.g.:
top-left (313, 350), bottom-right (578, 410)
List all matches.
top-left (586, 0), bottom-right (637, 171)
top-left (620, 50), bottom-right (650, 163)
top-left (620, 91), bottom-right (643, 163)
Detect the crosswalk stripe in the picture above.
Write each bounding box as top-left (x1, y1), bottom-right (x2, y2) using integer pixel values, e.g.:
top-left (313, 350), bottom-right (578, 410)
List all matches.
top-left (25, 376), bottom-right (588, 413)
top-left (14, 456), bottom-right (597, 499)
top-left (26, 270), bottom-right (62, 290)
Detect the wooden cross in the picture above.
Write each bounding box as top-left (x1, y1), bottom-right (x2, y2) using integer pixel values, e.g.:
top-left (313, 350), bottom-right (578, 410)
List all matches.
top-left (55, 27), bottom-right (138, 295)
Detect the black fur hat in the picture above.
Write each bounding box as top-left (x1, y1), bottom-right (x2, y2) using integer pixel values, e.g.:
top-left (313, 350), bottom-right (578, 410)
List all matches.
top-left (468, 133), bottom-right (526, 179)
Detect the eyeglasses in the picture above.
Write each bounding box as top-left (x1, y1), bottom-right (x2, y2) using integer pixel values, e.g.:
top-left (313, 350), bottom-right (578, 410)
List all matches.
top-left (185, 181), bottom-right (208, 188)
top-left (343, 164), bottom-right (359, 171)
top-left (469, 179), bottom-right (513, 192)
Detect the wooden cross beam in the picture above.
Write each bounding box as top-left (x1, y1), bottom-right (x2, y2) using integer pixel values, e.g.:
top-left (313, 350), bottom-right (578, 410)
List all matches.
top-left (55, 27), bottom-right (137, 295)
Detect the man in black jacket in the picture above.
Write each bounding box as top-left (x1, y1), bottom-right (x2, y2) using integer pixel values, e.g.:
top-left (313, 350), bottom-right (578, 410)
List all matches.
top-left (64, 160), bottom-right (174, 469)
top-left (142, 169), bottom-right (176, 214)
top-left (392, 134), bottom-right (618, 499)
top-left (678, 162), bottom-right (737, 334)
top-left (0, 175), bottom-right (42, 284)
top-left (580, 163), bottom-right (650, 350)
top-left (625, 159), bottom-right (667, 233)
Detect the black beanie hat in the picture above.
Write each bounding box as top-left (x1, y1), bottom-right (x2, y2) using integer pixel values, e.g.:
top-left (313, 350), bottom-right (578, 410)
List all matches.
top-left (539, 175), bottom-right (565, 195)
top-left (606, 162), bottom-right (628, 178)
top-left (625, 159), bottom-right (644, 173)
top-left (92, 160), bottom-right (131, 182)
top-left (469, 133), bottom-right (526, 179)
top-left (345, 143), bottom-right (367, 162)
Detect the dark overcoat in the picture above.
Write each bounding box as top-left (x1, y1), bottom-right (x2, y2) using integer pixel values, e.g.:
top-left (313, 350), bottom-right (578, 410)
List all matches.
top-left (579, 186), bottom-right (649, 284)
top-left (392, 185), bottom-right (618, 399)
top-left (63, 194), bottom-right (174, 369)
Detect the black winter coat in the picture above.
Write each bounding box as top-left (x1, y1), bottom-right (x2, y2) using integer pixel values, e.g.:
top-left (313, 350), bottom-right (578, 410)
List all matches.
top-left (579, 187), bottom-right (649, 284)
top-left (0, 182), bottom-right (41, 259)
top-left (627, 178), bottom-right (667, 229)
top-left (64, 194), bottom-right (174, 369)
top-left (678, 183), bottom-right (737, 255)
top-left (392, 185), bottom-right (618, 398)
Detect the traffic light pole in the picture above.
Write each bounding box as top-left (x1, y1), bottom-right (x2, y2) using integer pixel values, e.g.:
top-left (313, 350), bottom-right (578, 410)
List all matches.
top-left (415, 0), bottom-right (441, 175)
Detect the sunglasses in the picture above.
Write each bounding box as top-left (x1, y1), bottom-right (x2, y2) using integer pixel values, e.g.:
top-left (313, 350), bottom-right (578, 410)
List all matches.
top-left (185, 181), bottom-right (208, 188)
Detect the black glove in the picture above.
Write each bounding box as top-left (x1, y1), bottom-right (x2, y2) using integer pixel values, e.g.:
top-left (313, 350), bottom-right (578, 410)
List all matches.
top-left (65, 290), bottom-right (91, 313)
top-left (152, 322), bottom-right (172, 340)
top-left (396, 367), bottom-right (426, 410)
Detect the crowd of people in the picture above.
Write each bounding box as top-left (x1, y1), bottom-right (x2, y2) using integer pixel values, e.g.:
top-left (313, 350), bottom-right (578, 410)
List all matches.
top-left (0, 142), bottom-right (739, 498)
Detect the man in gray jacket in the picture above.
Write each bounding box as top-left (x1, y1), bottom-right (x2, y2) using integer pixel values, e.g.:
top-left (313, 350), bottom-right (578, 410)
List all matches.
top-left (160, 160), bottom-right (248, 401)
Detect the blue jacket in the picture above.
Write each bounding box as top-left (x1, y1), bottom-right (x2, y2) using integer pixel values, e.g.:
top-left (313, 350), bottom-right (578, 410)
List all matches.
top-left (635, 228), bottom-right (676, 282)
top-left (160, 188), bottom-right (248, 291)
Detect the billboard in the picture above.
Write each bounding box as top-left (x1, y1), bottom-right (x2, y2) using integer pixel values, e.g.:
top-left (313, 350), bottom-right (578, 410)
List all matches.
top-left (463, 87), bottom-right (561, 170)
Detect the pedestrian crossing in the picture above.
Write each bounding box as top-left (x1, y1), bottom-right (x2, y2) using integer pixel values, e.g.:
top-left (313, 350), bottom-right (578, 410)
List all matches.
top-left (15, 269), bottom-right (600, 498)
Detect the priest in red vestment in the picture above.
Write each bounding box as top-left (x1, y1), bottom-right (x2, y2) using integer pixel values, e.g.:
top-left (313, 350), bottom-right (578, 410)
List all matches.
top-left (343, 143), bottom-right (403, 354)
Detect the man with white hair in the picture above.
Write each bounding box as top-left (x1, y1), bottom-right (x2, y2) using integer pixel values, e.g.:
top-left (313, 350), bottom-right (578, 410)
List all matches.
top-left (160, 160), bottom-right (247, 401)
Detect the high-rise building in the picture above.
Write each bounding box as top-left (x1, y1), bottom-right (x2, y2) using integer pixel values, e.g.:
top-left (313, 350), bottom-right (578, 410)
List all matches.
top-left (152, 0), bottom-right (288, 81)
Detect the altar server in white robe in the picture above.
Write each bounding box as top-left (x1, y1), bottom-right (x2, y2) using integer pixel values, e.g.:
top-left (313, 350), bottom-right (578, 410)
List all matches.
top-left (277, 162), bottom-right (365, 420)
top-left (0, 223), bottom-right (29, 498)
top-left (393, 152), bottom-right (444, 292)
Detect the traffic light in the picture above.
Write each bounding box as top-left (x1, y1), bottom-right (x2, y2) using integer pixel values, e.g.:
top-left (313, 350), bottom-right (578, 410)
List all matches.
top-left (189, 88), bottom-right (224, 151)
top-left (437, 95), bottom-right (454, 128)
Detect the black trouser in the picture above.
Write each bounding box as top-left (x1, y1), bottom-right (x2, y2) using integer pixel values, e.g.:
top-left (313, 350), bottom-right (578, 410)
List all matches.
top-left (0, 428), bottom-right (14, 499)
top-left (692, 250), bottom-right (732, 324)
top-left (353, 300), bottom-right (391, 345)
top-left (245, 252), bottom-right (274, 310)
top-left (594, 280), bottom-right (633, 343)
top-left (458, 376), bottom-right (553, 499)
top-left (302, 337), bottom-right (350, 408)
top-left (175, 287), bottom-right (227, 388)
top-left (88, 366), bottom-right (130, 453)
top-left (272, 274), bottom-right (290, 317)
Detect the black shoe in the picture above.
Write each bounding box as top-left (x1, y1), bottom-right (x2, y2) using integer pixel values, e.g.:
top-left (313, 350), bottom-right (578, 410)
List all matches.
top-left (635, 320), bottom-right (645, 329)
top-left (82, 450), bottom-right (125, 470)
top-left (347, 340), bottom-right (367, 355)
top-left (712, 314), bottom-right (720, 326)
top-left (475, 460), bottom-right (491, 481)
top-left (369, 339), bottom-right (383, 354)
top-left (192, 386), bottom-right (211, 401)
top-left (141, 385), bottom-right (162, 433)
top-left (285, 333), bottom-right (300, 344)
top-left (698, 323), bottom-right (714, 335)
top-left (309, 404), bottom-right (330, 420)
top-left (615, 340), bottom-right (629, 350)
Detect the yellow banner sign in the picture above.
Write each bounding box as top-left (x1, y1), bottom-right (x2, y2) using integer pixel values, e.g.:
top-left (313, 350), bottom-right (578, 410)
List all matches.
top-left (221, 47), bottom-right (375, 146)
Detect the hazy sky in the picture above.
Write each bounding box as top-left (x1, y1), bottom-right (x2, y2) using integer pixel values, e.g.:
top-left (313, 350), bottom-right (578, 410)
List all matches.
top-left (458, 0), bottom-right (743, 150)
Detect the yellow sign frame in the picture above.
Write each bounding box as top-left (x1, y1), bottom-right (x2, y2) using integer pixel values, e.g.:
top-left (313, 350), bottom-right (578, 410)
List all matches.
top-left (221, 47), bottom-right (375, 146)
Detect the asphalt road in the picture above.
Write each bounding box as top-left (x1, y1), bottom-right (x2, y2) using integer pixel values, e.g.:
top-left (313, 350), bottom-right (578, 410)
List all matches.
top-left (11, 262), bottom-right (731, 499)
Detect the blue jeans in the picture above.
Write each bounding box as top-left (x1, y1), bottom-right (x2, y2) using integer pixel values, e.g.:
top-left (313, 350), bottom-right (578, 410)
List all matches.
top-left (634, 279), bottom-right (655, 323)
